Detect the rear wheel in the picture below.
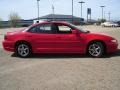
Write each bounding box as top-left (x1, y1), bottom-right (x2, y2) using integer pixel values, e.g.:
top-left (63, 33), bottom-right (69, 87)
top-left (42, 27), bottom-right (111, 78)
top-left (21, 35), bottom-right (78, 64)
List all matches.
top-left (16, 43), bottom-right (32, 58)
top-left (88, 42), bottom-right (104, 57)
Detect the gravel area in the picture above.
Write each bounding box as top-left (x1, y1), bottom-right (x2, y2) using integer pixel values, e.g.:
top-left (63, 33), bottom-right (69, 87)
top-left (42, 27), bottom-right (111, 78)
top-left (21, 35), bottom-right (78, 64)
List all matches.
top-left (0, 26), bottom-right (120, 90)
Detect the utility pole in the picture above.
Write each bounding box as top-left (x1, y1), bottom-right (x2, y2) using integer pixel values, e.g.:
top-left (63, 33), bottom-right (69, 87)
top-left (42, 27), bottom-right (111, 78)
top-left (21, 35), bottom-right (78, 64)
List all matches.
top-left (52, 4), bottom-right (55, 21)
top-left (72, 0), bottom-right (73, 23)
top-left (108, 12), bottom-right (111, 21)
top-left (49, 0), bottom-right (55, 21)
top-left (52, 5), bottom-right (54, 15)
top-left (78, 1), bottom-right (85, 18)
top-left (37, 0), bottom-right (40, 20)
top-left (104, 11), bottom-right (106, 20)
top-left (100, 6), bottom-right (105, 20)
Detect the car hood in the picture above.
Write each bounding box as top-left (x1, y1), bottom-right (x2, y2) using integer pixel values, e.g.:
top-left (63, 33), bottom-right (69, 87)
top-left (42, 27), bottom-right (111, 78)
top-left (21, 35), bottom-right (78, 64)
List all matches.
top-left (7, 28), bottom-right (26, 35)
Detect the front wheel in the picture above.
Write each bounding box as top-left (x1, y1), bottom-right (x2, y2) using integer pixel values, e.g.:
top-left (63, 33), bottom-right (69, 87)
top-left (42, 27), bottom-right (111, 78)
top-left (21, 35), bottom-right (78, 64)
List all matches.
top-left (16, 43), bottom-right (32, 58)
top-left (88, 42), bottom-right (104, 57)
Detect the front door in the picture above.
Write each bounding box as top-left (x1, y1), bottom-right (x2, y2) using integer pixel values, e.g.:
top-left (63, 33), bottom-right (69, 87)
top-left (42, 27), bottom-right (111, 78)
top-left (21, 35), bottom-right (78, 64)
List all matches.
top-left (52, 23), bottom-right (84, 53)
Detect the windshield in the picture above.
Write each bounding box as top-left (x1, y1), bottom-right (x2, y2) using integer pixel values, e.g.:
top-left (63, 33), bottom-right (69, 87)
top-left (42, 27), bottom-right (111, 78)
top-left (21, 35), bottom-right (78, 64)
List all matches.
top-left (68, 23), bottom-right (88, 33)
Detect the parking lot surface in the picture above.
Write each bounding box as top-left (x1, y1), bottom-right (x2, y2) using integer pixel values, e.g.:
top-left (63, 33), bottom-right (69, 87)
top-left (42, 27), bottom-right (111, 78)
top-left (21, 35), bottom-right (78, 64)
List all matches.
top-left (0, 26), bottom-right (120, 90)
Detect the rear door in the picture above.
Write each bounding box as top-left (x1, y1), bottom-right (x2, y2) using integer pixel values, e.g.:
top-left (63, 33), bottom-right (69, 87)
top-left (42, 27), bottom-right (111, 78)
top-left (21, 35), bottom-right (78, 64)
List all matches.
top-left (26, 23), bottom-right (58, 53)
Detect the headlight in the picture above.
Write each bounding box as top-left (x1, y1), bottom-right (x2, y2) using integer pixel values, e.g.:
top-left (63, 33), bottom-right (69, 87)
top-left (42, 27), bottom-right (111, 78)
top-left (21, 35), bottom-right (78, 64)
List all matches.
top-left (111, 39), bottom-right (117, 43)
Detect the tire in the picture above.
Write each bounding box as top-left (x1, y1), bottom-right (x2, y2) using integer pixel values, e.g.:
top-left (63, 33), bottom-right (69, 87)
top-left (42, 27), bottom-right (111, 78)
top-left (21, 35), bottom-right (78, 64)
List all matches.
top-left (15, 43), bottom-right (32, 58)
top-left (87, 42), bottom-right (104, 58)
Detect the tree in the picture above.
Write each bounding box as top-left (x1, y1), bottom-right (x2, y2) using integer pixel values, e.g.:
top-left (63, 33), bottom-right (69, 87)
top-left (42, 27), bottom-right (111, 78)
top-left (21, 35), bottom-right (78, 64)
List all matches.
top-left (9, 12), bottom-right (21, 27)
top-left (100, 19), bottom-right (106, 23)
top-left (98, 19), bottom-right (106, 23)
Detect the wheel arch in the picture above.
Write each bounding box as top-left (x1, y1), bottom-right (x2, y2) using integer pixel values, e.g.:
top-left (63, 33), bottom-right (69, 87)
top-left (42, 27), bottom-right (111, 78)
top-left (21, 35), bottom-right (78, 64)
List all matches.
top-left (15, 40), bottom-right (32, 50)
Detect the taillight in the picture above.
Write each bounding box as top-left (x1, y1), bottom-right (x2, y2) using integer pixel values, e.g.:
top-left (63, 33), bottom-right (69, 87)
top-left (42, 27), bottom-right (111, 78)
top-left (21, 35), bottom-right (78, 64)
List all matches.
top-left (4, 35), bottom-right (7, 40)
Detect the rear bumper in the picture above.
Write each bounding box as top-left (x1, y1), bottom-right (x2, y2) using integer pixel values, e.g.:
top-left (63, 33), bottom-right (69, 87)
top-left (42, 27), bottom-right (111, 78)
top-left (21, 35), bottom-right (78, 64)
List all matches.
top-left (2, 41), bottom-right (15, 52)
top-left (106, 42), bottom-right (118, 53)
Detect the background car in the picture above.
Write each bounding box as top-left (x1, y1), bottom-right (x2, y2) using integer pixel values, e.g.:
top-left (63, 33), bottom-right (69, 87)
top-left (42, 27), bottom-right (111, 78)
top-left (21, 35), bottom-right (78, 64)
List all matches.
top-left (101, 22), bottom-right (119, 27)
top-left (2, 21), bottom-right (118, 58)
top-left (116, 21), bottom-right (120, 27)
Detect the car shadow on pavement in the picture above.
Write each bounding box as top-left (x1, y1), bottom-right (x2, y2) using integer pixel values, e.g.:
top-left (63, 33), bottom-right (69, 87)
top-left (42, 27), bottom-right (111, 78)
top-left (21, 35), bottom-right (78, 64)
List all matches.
top-left (108, 49), bottom-right (120, 57)
top-left (11, 49), bottom-right (120, 59)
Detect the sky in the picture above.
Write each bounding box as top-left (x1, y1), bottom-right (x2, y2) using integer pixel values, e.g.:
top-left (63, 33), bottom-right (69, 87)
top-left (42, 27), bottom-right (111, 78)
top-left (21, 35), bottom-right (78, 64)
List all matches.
top-left (0, 0), bottom-right (120, 21)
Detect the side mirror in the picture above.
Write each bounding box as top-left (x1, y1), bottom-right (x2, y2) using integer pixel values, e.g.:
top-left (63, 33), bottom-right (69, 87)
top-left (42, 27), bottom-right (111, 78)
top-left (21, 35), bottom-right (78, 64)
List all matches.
top-left (72, 30), bottom-right (78, 34)
top-left (87, 30), bottom-right (90, 33)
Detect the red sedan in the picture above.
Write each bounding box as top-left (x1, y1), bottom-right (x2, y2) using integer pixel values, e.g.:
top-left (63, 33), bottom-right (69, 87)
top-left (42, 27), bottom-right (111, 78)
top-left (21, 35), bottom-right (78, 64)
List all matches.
top-left (2, 21), bottom-right (118, 58)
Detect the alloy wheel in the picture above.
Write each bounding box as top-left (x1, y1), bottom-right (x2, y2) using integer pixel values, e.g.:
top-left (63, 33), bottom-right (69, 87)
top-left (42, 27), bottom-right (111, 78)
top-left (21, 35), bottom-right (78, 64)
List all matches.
top-left (88, 42), bottom-right (103, 57)
top-left (17, 44), bottom-right (30, 57)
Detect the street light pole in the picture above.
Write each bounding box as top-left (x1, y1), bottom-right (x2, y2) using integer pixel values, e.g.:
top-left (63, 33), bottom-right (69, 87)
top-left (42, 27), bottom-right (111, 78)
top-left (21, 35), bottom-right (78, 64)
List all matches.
top-left (108, 12), bottom-right (111, 21)
top-left (52, 4), bottom-right (55, 21)
top-left (100, 6), bottom-right (105, 20)
top-left (104, 11), bottom-right (106, 20)
top-left (78, 1), bottom-right (85, 18)
top-left (37, 0), bottom-right (40, 20)
top-left (72, 0), bottom-right (73, 23)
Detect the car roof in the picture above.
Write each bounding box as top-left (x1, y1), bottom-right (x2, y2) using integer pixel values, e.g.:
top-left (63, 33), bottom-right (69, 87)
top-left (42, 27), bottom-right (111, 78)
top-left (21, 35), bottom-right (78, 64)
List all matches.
top-left (32, 21), bottom-right (69, 26)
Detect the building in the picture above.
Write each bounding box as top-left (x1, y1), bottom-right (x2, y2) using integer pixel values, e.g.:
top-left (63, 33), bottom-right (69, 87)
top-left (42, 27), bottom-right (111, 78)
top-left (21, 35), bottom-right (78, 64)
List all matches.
top-left (0, 14), bottom-right (84, 27)
top-left (0, 20), bottom-right (33, 27)
top-left (34, 14), bottom-right (84, 25)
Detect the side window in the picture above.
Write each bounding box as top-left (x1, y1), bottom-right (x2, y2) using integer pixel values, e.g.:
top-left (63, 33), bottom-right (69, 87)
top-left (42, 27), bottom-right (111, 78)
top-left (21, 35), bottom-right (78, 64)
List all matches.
top-left (37, 24), bottom-right (52, 33)
top-left (39, 25), bottom-right (44, 30)
top-left (28, 24), bottom-right (52, 33)
top-left (44, 24), bottom-right (51, 31)
top-left (28, 26), bottom-right (38, 33)
top-left (57, 24), bottom-right (72, 33)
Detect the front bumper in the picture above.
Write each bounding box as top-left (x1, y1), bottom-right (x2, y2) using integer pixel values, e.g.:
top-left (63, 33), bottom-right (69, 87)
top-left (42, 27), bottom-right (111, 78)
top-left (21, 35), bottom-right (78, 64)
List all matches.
top-left (106, 42), bottom-right (118, 53)
top-left (2, 40), bottom-right (15, 52)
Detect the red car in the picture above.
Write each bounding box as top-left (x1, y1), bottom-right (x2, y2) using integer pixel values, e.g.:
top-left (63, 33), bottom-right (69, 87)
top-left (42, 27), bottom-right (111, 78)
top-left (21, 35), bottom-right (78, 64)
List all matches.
top-left (2, 21), bottom-right (118, 58)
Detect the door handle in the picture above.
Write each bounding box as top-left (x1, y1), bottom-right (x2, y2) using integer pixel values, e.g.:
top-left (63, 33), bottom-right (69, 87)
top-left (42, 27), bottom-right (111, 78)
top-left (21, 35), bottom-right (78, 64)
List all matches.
top-left (56, 37), bottom-right (61, 38)
top-left (26, 35), bottom-right (32, 37)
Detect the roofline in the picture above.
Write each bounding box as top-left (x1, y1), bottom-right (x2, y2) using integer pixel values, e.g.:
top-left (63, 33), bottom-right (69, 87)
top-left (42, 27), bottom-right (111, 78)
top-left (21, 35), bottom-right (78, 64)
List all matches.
top-left (32, 21), bottom-right (69, 27)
